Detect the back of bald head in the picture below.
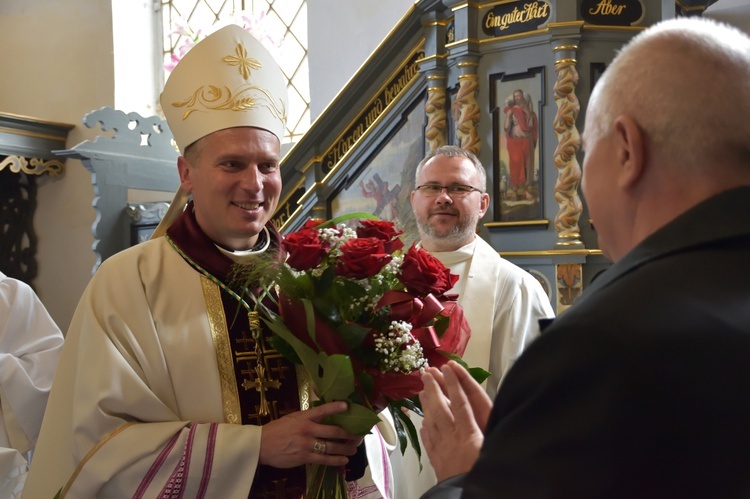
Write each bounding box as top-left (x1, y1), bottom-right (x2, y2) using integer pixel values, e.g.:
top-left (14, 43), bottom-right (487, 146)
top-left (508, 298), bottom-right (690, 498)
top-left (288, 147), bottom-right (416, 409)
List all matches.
top-left (590, 17), bottom-right (750, 174)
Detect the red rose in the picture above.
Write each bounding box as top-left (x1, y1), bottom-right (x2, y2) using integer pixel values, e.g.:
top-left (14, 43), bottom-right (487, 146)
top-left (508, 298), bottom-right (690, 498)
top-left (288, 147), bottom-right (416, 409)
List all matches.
top-left (336, 238), bottom-right (392, 279)
top-left (282, 228), bottom-right (329, 271)
top-left (356, 219), bottom-right (404, 254)
top-left (398, 244), bottom-right (459, 297)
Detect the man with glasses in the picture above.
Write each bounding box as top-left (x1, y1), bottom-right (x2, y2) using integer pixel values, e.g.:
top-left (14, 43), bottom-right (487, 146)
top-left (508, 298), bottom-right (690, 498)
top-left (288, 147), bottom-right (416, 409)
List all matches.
top-left (392, 145), bottom-right (554, 498)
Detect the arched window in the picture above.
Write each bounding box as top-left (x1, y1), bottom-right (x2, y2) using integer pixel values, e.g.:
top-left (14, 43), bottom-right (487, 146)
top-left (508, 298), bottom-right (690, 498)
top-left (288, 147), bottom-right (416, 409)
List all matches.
top-left (160, 0), bottom-right (310, 144)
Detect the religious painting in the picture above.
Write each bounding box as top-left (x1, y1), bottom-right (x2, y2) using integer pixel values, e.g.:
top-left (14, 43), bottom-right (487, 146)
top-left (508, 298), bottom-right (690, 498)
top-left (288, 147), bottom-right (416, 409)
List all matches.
top-left (330, 100), bottom-right (425, 247)
top-left (490, 67), bottom-right (546, 225)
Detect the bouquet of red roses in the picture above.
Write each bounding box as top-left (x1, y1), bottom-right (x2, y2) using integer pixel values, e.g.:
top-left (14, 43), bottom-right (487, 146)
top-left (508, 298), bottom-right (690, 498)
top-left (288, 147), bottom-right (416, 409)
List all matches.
top-left (252, 213), bottom-right (486, 497)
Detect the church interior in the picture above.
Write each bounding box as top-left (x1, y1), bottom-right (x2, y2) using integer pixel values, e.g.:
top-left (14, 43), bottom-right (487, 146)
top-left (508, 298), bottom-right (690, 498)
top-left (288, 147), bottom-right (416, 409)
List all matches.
top-left (1, 0), bottom-right (748, 333)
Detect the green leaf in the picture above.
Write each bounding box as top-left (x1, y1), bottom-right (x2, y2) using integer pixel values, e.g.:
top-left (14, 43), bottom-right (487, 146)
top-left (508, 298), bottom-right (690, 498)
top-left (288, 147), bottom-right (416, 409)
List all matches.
top-left (396, 395), bottom-right (423, 417)
top-left (262, 314), bottom-right (322, 383)
top-left (390, 405), bottom-right (407, 454)
top-left (317, 265), bottom-right (336, 291)
top-left (312, 295), bottom-right (341, 325)
top-left (262, 312), bottom-right (359, 404)
top-left (325, 402), bottom-right (381, 435)
top-left (329, 278), bottom-right (369, 322)
top-left (336, 322), bottom-right (371, 350)
top-left (467, 366), bottom-right (491, 385)
top-left (277, 266), bottom-right (314, 299)
top-left (302, 299), bottom-right (317, 344)
top-left (318, 353), bottom-right (355, 401)
top-left (441, 352), bottom-right (492, 384)
top-left (432, 313), bottom-right (449, 337)
top-left (268, 334), bottom-right (302, 364)
top-left (389, 402), bottom-right (422, 469)
top-left (391, 397), bottom-right (425, 468)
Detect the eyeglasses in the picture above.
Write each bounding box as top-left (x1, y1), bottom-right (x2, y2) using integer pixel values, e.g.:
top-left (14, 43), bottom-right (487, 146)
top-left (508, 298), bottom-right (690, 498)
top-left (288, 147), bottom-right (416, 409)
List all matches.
top-left (415, 184), bottom-right (483, 198)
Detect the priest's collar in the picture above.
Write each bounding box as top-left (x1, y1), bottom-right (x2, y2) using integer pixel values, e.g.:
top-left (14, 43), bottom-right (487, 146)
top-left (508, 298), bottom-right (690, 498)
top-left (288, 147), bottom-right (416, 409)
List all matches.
top-left (416, 238), bottom-right (476, 262)
top-left (215, 226), bottom-right (272, 264)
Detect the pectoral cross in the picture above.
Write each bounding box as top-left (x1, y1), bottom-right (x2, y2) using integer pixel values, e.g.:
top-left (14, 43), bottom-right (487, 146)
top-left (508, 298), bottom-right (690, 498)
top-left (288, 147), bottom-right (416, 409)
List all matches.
top-left (242, 351), bottom-right (282, 416)
top-left (240, 311), bottom-right (281, 417)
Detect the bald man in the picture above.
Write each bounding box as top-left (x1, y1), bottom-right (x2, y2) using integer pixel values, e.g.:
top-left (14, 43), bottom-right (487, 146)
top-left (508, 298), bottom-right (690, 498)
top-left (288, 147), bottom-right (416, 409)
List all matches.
top-left (418, 16), bottom-right (750, 498)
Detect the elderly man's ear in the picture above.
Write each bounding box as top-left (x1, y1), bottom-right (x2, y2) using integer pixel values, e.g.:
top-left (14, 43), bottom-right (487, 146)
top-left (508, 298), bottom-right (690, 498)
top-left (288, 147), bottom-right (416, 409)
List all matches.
top-left (613, 115), bottom-right (646, 189)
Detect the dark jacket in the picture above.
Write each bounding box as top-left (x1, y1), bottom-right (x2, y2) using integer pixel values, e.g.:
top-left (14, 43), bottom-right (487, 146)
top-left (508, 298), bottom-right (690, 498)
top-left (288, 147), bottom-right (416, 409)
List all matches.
top-left (423, 186), bottom-right (750, 498)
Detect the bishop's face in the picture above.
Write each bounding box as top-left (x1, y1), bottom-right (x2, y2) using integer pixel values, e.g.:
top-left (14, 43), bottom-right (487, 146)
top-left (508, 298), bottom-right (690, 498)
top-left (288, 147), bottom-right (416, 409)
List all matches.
top-left (177, 126), bottom-right (282, 250)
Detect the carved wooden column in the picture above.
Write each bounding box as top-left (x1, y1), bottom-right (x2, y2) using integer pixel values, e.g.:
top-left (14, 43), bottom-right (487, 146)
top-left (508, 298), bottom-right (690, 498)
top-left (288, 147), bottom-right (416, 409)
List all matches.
top-left (550, 35), bottom-right (585, 314)
top-left (445, 0), bottom-right (481, 156)
top-left (551, 40), bottom-right (584, 249)
top-left (0, 113), bottom-right (74, 285)
top-left (425, 74), bottom-right (448, 150)
top-left (453, 58), bottom-right (481, 156)
top-left (420, 12), bottom-right (450, 151)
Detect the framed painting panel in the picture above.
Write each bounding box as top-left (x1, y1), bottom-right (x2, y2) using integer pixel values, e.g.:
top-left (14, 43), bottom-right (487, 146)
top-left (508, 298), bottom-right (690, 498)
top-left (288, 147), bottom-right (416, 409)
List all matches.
top-left (489, 67), bottom-right (546, 226)
top-left (329, 98), bottom-right (425, 246)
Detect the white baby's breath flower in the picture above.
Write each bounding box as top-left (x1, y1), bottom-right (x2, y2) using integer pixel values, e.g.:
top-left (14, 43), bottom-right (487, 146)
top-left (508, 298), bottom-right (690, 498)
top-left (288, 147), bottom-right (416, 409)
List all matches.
top-left (382, 256), bottom-right (402, 276)
top-left (339, 226), bottom-right (357, 241)
top-left (372, 321), bottom-right (427, 373)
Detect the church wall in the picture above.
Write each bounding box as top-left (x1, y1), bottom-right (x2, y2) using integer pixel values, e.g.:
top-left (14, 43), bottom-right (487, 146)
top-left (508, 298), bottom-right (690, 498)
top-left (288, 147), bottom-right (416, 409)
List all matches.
top-left (308, 0), bottom-right (414, 120)
top-left (0, 0), bottom-right (113, 331)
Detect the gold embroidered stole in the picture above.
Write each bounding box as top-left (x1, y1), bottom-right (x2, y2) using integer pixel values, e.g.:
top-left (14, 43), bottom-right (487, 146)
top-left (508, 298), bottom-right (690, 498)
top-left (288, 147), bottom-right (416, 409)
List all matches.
top-left (200, 277), bottom-right (307, 498)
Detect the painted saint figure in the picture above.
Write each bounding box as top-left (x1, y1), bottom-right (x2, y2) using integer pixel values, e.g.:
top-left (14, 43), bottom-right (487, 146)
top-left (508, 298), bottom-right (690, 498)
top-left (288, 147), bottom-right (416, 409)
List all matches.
top-left (503, 89), bottom-right (538, 201)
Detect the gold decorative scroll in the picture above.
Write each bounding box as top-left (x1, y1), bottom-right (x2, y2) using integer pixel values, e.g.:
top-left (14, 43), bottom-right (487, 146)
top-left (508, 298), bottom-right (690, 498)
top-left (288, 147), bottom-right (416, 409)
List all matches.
top-left (453, 73), bottom-right (480, 156)
top-left (552, 60), bottom-right (583, 247)
top-left (172, 84), bottom-right (287, 124)
top-left (425, 85), bottom-right (447, 150)
top-left (0, 155), bottom-right (65, 176)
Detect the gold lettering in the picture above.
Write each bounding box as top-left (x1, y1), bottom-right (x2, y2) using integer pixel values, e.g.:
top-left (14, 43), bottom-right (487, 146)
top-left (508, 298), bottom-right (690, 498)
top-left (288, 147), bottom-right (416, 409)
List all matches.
top-left (485, 1), bottom-right (549, 31)
top-left (589, 0), bottom-right (626, 15)
top-left (365, 99), bottom-right (383, 127)
top-left (385, 61), bottom-right (418, 105)
top-left (323, 53), bottom-right (422, 172)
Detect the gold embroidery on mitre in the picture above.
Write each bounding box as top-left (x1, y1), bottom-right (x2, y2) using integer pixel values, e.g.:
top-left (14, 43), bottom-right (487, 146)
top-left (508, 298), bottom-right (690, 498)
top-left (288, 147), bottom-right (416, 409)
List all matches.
top-left (221, 43), bottom-right (262, 80)
top-left (172, 84), bottom-right (287, 124)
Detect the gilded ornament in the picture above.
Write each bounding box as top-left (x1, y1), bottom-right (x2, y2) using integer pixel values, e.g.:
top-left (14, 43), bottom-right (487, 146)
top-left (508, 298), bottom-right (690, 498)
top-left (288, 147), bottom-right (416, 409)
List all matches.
top-left (172, 84), bottom-right (286, 124)
top-left (221, 43), bottom-right (262, 80)
top-left (552, 62), bottom-right (583, 246)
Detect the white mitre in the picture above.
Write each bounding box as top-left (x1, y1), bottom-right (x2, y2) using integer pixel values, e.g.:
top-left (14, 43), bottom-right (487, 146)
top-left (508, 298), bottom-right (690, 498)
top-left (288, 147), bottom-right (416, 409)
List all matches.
top-left (152, 24), bottom-right (287, 238)
top-left (161, 23), bottom-right (287, 151)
